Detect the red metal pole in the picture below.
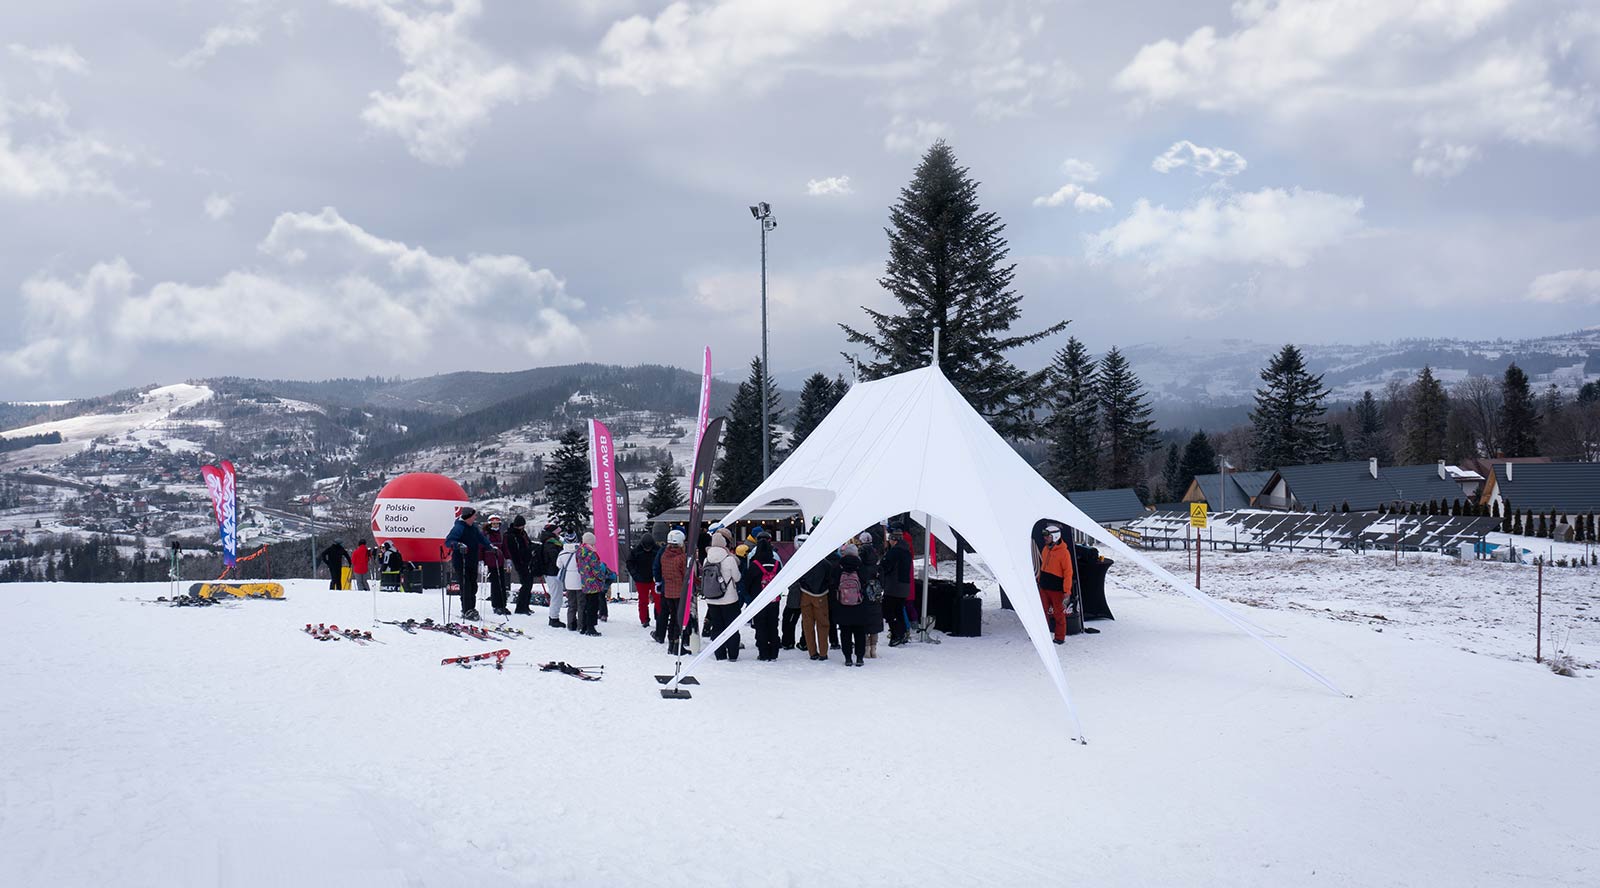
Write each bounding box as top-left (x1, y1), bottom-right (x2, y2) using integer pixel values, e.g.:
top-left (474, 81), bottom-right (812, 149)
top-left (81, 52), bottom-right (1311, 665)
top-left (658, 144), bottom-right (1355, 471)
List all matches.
top-left (1195, 524), bottom-right (1201, 590)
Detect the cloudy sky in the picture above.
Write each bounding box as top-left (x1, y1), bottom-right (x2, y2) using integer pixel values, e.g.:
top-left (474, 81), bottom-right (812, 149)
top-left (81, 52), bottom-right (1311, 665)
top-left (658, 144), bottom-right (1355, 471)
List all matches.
top-left (2, 0), bottom-right (1599, 399)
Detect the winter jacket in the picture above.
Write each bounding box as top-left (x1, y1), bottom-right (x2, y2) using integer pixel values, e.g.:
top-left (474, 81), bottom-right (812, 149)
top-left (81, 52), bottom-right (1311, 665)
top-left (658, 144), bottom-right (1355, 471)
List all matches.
top-left (506, 527), bottom-right (535, 572)
top-left (658, 545), bottom-right (688, 599)
top-left (482, 528), bottom-right (506, 569)
top-left (350, 544), bottom-right (370, 574)
top-left (627, 538), bottom-right (658, 583)
top-left (796, 557), bottom-right (832, 598)
top-left (700, 546), bottom-right (742, 605)
top-left (555, 543), bottom-right (584, 592)
top-left (320, 543), bottom-right (350, 569)
top-left (574, 543), bottom-right (610, 595)
top-left (878, 541), bottom-right (913, 599)
top-left (833, 553), bottom-right (875, 628)
top-left (540, 531), bottom-right (563, 577)
top-left (380, 548), bottom-right (404, 573)
top-left (444, 519), bottom-right (494, 569)
top-left (1037, 539), bottom-right (1075, 592)
top-left (740, 543), bottom-right (783, 604)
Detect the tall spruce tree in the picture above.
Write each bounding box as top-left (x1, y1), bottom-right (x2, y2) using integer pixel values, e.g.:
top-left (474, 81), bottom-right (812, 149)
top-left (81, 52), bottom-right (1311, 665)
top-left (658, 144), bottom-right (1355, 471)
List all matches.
top-left (547, 427), bottom-right (591, 532)
top-left (790, 372), bottom-right (847, 451)
top-left (1250, 344), bottom-right (1330, 468)
top-left (1349, 390), bottom-right (1388, 462)
top-left (1401, 366), bottom-right (1449, 464)
top-left (1176, 431), bottom-right (1218, 501)
top-left (1044, 336), bottom-right (1100, 492)
top-left (1498, 363), bottom-right (1541, 456)
top-left (1160, 441), bottom-right (1182, 502)
top-left (714, 357), bottom-right (785, 502)
top-left (641, 458), bottom-right (685, 519)
top-left (840, 141), bottom-right (1066, 436)
top-left (1097, 347), bottom-right (1158, 491)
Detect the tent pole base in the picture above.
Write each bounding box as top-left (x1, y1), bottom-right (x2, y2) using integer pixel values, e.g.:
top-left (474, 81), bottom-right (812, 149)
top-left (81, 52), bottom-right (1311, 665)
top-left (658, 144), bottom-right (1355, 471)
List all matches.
top-left (654, 675), bottom-right (700, 685)
top-left (915, 623), bottom-right (942, 644)
top-left (659, 688), bottom-right (693, 700)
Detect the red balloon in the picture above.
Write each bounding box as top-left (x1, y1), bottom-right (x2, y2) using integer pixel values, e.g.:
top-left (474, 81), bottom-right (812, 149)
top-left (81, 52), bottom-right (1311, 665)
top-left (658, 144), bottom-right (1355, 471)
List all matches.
top-left (370, 473), bottom-right (470, 562)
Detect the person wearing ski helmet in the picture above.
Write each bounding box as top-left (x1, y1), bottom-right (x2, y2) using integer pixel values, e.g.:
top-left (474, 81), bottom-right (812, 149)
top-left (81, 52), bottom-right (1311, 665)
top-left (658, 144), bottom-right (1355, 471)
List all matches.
top-left (443, 507), bottom-right (494, 621)
top-left (319, 540), bottom-right (352, 591)
top-left (481, 514), bottom-right (510, 615)
top-left (1036, 523), bottom-right (1075, 645)
top-left (506, 515), bottom-right (537, 615)
top-left (653, 529), bottom-right (690, 654)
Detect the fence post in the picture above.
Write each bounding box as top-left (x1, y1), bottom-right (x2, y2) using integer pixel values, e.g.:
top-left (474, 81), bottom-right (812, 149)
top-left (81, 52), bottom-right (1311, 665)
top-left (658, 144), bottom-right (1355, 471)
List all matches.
top-left (1536, 558), bottom-right (1543, 664)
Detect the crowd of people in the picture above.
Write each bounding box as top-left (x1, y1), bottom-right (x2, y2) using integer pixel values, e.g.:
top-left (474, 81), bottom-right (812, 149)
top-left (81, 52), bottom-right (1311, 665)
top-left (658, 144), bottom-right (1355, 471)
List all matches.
top-left (329, 510), bottom-right (1084, 656)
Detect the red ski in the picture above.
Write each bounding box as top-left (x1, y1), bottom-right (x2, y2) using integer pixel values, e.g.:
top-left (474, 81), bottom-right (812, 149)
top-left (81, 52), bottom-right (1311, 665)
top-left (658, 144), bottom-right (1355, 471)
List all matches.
top-left (441, 649), bottom-right (511, 670)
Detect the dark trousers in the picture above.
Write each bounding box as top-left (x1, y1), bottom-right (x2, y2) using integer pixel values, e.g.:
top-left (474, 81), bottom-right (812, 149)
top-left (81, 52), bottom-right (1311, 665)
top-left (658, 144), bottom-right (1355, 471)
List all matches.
top-left (657, 597), bottom-right (689, 652)
top-left (458, 559), bottom-right (480, 613)
top-left (581, 592), bottom-right (601, 632)
top-left (708, 602), bottom-right (742, 661)
top-left (753, 600), bottom-right (781, 659)
top-left (885, 596), bottom-right (908, 642)
top-left (841, 627), bottom-right (867, 662)
top-left (325, 562), bottom-right (341, 590)
top-left (513, 564), bottom-right (534, 612)
top-left (488, 566), bottom-right (507, 611)
top-left (782, 606), bottom-right (801, 648)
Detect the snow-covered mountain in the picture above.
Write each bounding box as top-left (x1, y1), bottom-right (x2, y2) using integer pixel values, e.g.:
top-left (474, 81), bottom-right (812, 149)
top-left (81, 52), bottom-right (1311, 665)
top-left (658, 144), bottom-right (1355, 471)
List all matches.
top-left (1126, 326), bottom-right (1600, 407)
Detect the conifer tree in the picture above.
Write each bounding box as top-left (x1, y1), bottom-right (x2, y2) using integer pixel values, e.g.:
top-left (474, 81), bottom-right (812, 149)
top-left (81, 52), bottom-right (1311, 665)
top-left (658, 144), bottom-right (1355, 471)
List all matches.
top-left (1326, 423), bottom-right (1349, 461)
top-left (1537, 513), bottom-right (1548, 538)
top-left (641, 458), bottom-right (685, 519)
top-left (1176, 431), bottom-right (1217, 502)
top-left (1498, 363), bottom-right (1541, 456)
top-left (1401, 366), bottom-right (1449, 464)
top-left (841, 141), bottom-right (1066, 436)
top-left (1045, 337), bottom-right (1100, 492)
top-left (1349, 390), bottom-right (1388, 462)
top-left (547, 427), bottom-right (591, 532)
top-left (1250, 344), bottom-right (1330, 468)
top-left (714, 357), bottom-right (785, 503)
top-left (1096, 347), bottom-right (1158, 491)
top-left (790, 372), bottom-right (847, 452)
top-left (1160, 442), bottom-right (1182, 502)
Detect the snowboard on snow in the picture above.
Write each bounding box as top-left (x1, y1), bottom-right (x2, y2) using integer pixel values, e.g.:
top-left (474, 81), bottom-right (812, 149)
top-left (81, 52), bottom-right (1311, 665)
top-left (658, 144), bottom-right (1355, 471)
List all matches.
top-left (190, 582), bottom-right (285, 600)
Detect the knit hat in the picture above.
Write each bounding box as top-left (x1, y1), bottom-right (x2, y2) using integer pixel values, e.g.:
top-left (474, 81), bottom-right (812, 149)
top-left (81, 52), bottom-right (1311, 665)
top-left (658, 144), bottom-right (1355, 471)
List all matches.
top-left (711, 528), bottom-right (732, 549)
top-left (582, 531), bottom-right (596, 545)
top-left (459, 507), bottom-right (477, 520)
top-left (511, 515), bottom-right (526, 528)
top-left (841, 543), bottom-right (859, 557)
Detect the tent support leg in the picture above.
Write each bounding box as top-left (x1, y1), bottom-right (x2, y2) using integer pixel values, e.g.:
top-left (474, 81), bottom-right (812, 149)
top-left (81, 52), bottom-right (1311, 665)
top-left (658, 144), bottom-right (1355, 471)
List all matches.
top-left (917, 516), bottom-right (940, 644)
top-left (656, 659), bottom-right (699, 698)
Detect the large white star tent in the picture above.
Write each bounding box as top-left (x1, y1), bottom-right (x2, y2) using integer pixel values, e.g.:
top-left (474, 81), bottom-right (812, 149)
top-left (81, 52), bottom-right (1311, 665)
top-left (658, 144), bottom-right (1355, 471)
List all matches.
top-left (665, 362), bottom-right (1344, 742)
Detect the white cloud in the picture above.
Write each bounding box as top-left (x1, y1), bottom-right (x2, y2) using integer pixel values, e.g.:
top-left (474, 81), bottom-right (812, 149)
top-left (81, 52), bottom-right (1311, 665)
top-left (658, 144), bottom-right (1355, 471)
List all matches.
top-left (594, 0), bottom-right (962, 94)
top-left (0, 208), bottom-right (586, 380)
top-left (1411, 140), bottom-right (1481, 178)
top-left (805, 175), bottom-right (853, 196)
top-left (335, 0), bottom-right (580, 165)
top-left (1526, 268), bottom-right (1600, 304)
top-left (174, 25), bottom-right (261, 69)
top-left (203, 192), bottom-right (235, 220)
top-left (0, 96), bottom-right (135, 202)
top-left (884, 115), bottom-right (949, 153)
top-left (8, 44), bottom-right (89, 77)
top-left (1114, 1), bottom-right (1598, 173)
top-left (1087, 187), bottom-right (1365, 270)
top-left (1059, 158), bottom-right (1099, 183)
top-left (1032, 183), bottom-right (1112, 212)
top-left (1152, 140), bottom-right (1248, 177)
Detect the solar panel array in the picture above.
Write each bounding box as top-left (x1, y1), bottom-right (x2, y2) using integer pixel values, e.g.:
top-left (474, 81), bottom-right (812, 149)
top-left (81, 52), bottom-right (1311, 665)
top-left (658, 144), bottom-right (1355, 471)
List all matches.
top-left (1126, 509), bottom-right (1503, 554)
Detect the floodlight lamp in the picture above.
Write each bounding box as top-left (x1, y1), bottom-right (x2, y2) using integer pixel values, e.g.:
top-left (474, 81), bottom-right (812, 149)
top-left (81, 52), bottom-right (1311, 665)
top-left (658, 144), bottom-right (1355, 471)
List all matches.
top-left (759, 201), bottom-right (771, 215)
top-left (749, 205), bottom-right (760, 218)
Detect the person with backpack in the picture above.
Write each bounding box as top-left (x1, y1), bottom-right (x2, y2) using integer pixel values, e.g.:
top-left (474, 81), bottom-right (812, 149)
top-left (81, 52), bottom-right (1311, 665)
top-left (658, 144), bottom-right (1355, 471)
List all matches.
top-left (378, 540), bottom-right (405, 592)
top-left (1036, 523), bottom-right (1075, 645)
top-left (700, 529), bottom-right (743, 661)
top-left (482, 514), bottom-right (510, 616)
top-left (575, 531), bottom-right (613, 636)
top-left (743, 533), bottom-right (784, 660)
top-left (319, 540), bottom-right (351, 590)
top-left (653, 529), bottom-right (690, 654)
top-left (834, 543), bottom-right (877, 666)
top-left (794, 533), bottom-right (834, 660)
top-left (551, 531), bottom-right (585, 632)
top-left (540, 522), bottom-right (565, 627)
top-left (506, 515), bottom-right (537, 615)
top-left (627, 534), bottom-right (659, 629)
top-left (878, 532), bottom-right (914, 646)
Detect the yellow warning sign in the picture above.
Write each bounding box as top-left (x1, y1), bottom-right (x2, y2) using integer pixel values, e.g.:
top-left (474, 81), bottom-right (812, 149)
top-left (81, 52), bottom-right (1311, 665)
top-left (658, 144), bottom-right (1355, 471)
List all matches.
top-left (1189, 503), bottom-right (1208, 528)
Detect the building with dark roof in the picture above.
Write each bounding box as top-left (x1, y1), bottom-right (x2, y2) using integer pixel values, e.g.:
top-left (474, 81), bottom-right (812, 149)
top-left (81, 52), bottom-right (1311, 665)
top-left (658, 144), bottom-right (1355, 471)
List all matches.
top-left (1183, 470), bottom-right (1274, 510)
top-left (1065, 488), bottom-right (1149, 526)
top-left (1484, 462), bottom-right (1600, 523)
top-left (1259, 459), bottom-right (1475, 512)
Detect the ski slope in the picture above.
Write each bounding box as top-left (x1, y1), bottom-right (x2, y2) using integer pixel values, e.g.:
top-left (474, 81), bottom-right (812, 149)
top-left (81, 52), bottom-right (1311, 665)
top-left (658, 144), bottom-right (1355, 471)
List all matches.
top-left (1, 567), bottom-right (1595, 887)
top-left (0, 383), bottom-right (215, 470)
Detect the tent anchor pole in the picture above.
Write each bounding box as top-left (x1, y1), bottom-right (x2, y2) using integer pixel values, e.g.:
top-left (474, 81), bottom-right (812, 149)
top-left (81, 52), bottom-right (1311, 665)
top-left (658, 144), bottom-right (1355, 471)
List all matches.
top-left (916, 515), bottom-right (940, 644)
top-left (655, 658), bottom-right (699, 698)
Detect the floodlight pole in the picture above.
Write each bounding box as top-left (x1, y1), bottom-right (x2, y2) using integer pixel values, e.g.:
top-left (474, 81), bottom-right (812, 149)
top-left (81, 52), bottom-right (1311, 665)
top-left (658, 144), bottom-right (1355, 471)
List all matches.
top-left (751, 202), bottom-right (777, 481)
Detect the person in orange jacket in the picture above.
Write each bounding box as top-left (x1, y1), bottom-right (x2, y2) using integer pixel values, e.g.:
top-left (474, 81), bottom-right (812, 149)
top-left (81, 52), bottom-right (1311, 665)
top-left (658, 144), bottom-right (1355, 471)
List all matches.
top-left (1036, 523), bottom-right (1075, 645)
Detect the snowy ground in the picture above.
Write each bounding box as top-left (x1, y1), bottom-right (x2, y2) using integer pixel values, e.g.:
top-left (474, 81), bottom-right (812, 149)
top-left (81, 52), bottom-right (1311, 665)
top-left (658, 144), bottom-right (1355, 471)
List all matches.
top-left (0, 383), bottom-right (214, 470)
top-left (2, 562), bottom-right (1596, 887)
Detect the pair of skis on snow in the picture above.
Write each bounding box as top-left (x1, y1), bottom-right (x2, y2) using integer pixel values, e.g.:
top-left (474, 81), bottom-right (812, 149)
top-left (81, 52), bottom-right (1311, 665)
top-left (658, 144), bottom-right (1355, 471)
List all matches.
top-left (303, 623), bottom-right (381, 644)
top-left (438, 650), bottom-right (603, 680)
top-left (381, 618), bottom-right (524, 640)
